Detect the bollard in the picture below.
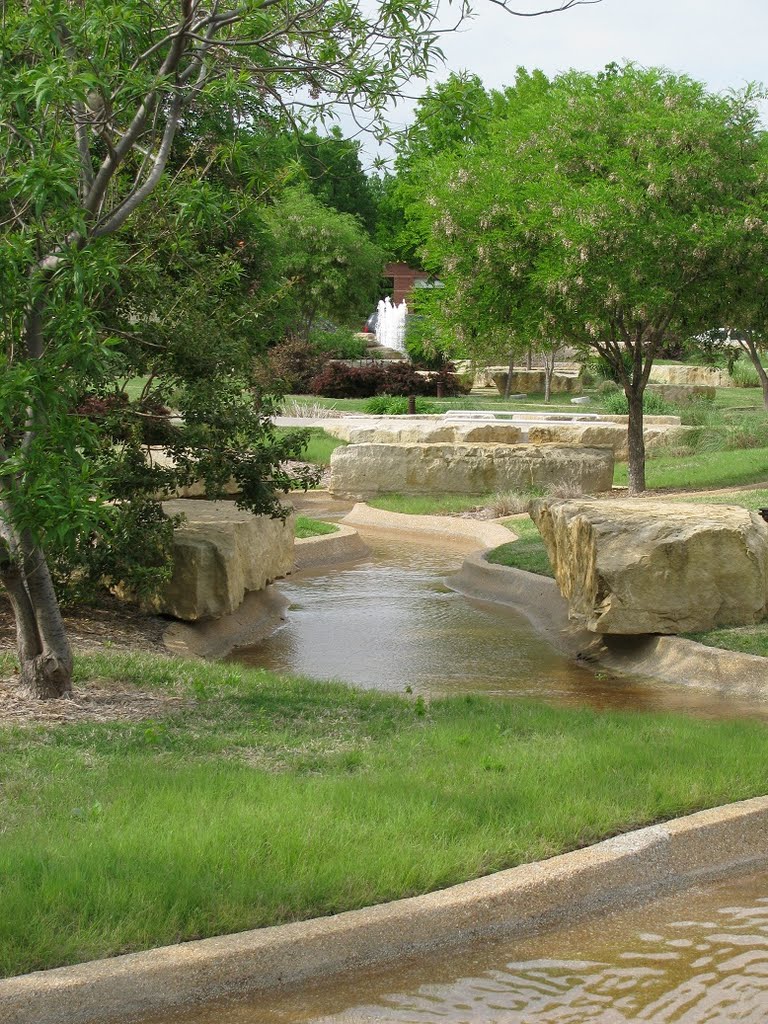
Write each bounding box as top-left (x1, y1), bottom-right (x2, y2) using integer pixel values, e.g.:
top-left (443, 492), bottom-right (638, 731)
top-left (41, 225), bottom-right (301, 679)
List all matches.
top-left (407, 395), bottom-right (416, 415)
top-left (436, 381), bottom-right (445, 399)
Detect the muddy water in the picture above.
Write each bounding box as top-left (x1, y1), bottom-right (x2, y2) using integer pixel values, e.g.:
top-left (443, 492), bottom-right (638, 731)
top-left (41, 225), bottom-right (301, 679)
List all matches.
top-left (229, 530), bottom-right (768, 720)
top-left (150, 869), bottom-right (768, 1023)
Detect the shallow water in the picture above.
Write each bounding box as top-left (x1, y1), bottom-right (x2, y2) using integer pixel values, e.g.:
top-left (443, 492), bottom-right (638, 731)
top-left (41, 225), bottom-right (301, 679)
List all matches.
top-left (151, 870), bottom-right (768, 1023)
top-left (229, 530), bottom-right (768, 720)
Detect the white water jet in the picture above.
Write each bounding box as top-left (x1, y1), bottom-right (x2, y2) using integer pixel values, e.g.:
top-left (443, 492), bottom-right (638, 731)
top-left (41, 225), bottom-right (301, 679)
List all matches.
top-left (375, 296), bottom-right (408, 355)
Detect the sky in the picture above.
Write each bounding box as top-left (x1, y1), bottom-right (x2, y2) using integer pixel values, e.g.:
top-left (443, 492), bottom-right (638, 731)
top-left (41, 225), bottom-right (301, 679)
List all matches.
top-left (361, 0), bottom-right (768, 164)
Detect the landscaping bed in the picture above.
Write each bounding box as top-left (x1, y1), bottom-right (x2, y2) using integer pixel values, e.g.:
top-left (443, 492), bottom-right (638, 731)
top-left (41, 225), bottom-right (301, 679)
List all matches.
top-left (2, 651), bottom-right (768, 979)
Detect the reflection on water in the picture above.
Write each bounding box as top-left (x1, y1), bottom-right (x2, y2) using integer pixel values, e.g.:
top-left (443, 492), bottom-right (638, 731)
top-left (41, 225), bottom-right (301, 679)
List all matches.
top-left (229, 531), bottom-right (768, 720)
top-left (151, 871), bottom-right (768, 1024)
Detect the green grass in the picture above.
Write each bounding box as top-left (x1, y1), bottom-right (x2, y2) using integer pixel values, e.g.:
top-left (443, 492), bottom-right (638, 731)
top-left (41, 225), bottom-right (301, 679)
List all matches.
top-left (666, 489), bottom-right (768, 509)
top-left (684, 625), bottom-right (768, 658)
top-left (614, 447), bottom-right (768, 491)
top-left (295, 516), bottom-right (339, 539)
top-left (275, 427), bottom-right (345, 466)
top-left (300, 429), bottom-right (345, 466)
top-left (2, 651), bottom-right (768, 978)
top-left (367, 493), bottom-right (495, 516)
top-left (486, 516), bottom-right (554, 577)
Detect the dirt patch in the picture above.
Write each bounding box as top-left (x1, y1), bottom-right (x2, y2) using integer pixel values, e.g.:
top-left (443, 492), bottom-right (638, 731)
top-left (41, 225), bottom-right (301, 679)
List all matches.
top-left (0, 675), bottom-right (192, 727)
top-left (0, 597), bottom-right (188, 726)
top-left (0, 595), bottom-right (168, 657)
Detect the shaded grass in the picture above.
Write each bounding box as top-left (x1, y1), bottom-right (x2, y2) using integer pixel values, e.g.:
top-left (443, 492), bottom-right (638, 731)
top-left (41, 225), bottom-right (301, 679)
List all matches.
top-left (367, 493), bottom-right (495, 516)
top-left (684, 625), bottom-right (768, 658)
top-left (666, 489), bottom-right (768, 510)
top-left (614, 447), bottom-right (768, 491)
top-left (3, 652), bottom-right (767, 978)
top-left (295, 516), bottom-right (339, 539)
top-left (486, 516), bottom-right (553, 577)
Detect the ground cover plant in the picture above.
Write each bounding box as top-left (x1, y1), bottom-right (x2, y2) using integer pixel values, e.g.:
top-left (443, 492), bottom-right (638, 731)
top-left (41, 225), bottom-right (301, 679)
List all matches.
top-left (486, 517), bottom-right (553, 577)
top-left (2, 651), bottom-right (768, 978)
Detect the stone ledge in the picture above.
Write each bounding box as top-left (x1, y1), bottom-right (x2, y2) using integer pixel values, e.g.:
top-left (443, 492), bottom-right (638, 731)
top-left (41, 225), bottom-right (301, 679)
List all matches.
top-left (293, 524), bottom-right (369, 571)
top-left (4, 796), bottom-right (768, 1024)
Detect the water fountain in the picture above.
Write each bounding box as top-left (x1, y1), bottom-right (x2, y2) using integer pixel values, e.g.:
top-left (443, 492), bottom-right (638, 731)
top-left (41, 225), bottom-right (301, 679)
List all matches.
top-left (375, 296), bottom-right (408, 355)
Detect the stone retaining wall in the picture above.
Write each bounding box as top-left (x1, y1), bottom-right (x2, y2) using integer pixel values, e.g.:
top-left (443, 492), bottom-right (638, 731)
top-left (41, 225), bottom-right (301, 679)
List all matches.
top-left (329, 443), bottom-right (614, 500)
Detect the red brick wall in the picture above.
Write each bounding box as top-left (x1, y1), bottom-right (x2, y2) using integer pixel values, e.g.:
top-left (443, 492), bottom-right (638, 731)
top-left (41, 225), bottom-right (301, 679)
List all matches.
top-left (384, 262), bottom-right (430, 305)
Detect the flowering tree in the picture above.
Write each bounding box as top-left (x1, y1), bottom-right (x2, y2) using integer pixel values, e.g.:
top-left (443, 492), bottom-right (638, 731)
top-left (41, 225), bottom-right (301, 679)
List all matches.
top-left (417, 64), bottom-right (768, 492)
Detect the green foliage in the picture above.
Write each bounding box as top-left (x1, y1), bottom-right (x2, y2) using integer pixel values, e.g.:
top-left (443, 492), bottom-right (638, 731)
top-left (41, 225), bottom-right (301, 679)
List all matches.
top-left (731, 361), bottom-right (762, 388)
top-left (363, 395), bottom-right (438, 414)
top-left (264, 186), bottom-right (383, 340)
top-left (601, 391), bottom-right (675, 416)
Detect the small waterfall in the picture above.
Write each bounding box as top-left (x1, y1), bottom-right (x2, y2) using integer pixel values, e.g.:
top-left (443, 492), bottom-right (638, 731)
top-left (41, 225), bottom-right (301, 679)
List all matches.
top-left (375, 297), bottom-right (408, 355)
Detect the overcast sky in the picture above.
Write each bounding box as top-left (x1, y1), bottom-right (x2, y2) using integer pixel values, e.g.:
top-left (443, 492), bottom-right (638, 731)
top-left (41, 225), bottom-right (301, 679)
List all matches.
top-left (362, 0), bottom-right (768, 164)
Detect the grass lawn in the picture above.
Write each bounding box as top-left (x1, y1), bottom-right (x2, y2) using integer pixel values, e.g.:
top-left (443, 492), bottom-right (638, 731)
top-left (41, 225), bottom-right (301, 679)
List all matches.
top-left (684, 625), bottom-right (768, 658)
top-left (486, 517), bottom-right (553, 577)
top-left (614, 447), bottom-right (768, 491)
top-left (295, 516), bottom-right (339, 539)
top-left (2, 651), bottom-right (768, 978)
top-left (300, 429), bottom-right (345, 466)
top-left (367, 492), bottom-right (496, 516)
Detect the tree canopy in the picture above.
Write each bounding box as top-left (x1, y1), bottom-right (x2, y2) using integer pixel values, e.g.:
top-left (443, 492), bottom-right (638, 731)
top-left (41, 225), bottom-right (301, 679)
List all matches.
top-left (414, 63), bottom-right (768, 491)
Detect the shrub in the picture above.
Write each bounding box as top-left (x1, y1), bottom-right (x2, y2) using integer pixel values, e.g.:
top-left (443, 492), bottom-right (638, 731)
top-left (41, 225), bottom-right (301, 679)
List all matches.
top-left (377, 361), bottom-right (432, 396)
top-left (730, 361), bottom-right (761, 388)
top-left (308, 362), bottom-right (383, 398)
top-left (311, 326), bottom-right (367, 360)
top-left (253, 337), bottom-right (327, 395)
top-left (601, 390), bottom-right (674, 416)
top-left (596, 379), bottom-right (621, 396)
top-left (363, 395), bottom-right (439, 414)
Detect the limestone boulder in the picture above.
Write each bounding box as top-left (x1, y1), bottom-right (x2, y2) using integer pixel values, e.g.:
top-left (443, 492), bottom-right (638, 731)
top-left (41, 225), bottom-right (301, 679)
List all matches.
top-left (492, 370), bottom-right (582, 395)
top-left (528, 424), bottom-right (693, 461)
top-left (154, 500), bottom-right (295, 621)
top-left (329, 443), bottom-right (614, 500)
top-left (646, 383), bottom-right (716, 404)
top-left (340, 423), bottom-right (523, 445)
top-left (343, 424), bottom-right (459, 444)
top-left (530, 498), bottom-right (768, 635)
top-left (455, 424), bottom-right (522, 443)
top-left (649, 364), bottom-right (732, 388)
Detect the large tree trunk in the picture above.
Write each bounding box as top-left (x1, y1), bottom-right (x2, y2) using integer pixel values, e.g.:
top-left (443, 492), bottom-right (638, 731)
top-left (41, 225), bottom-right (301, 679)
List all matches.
top-left (626, 387), bottom-right (646, 495)
top-left (0, 528), bottom-right (73, 698)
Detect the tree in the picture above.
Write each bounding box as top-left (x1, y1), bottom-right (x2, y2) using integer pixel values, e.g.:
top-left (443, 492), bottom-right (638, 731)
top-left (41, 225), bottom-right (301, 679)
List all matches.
top-left (0, 0), bottom-right (599, 699)
top-left (264, 186), bottom-right (383, 339)
top-left (417, 64), bottom-right (768, 492)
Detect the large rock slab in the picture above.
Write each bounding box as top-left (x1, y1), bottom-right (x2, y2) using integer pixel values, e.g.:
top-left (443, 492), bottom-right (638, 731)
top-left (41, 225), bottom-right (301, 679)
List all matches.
top-left (338, 423), bottom-right (522, 445)
top-left (646, 383), bottom-right (716, 404)
top-left (649, 364), bottom-right (732, 388)
top-left (528, 423), bottom-right (692, 461)
top-left (329, 443), bottom-right (614, 500)
top-left (492, 370), bottom-right (583, 395)
top-left (530, 498), bottom-right (768, 635)
top-left (154, 500), bottom-right (294, 621)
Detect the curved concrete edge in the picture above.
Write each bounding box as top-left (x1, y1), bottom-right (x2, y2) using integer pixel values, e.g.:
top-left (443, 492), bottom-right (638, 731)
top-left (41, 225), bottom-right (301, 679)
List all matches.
top-left (449, 551), bottom-right (768, 697)
top-left (448, 550), bottom-right (592, 657)
top-left (342, 503), bottom-right (512, 550)
top-left (163, 587), bottom-right (289, 660)
top-left (293, 524), bottom-right (369, 571)
top-left (3, 796), bottom-right (768, 1024)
